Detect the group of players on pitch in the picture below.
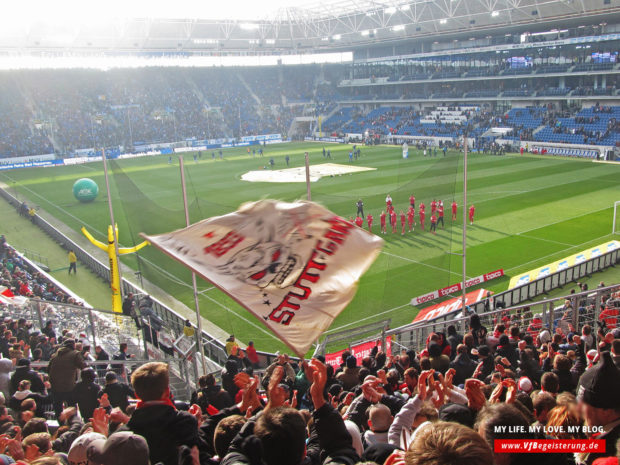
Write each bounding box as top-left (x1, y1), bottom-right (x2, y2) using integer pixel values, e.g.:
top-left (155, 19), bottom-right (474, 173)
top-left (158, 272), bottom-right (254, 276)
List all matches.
top-left (353, 195), bottom-right (476, 235)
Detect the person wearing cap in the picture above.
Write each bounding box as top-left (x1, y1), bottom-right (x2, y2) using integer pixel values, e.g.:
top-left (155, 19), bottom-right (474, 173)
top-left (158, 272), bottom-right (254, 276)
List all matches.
top-left (68, 431), bottom-right (106, 465)
top-left (576, 351), bottom-right (620, 464)
top-left (9, 359), bottom-right (45, 395)
top-left (48, 339), bottom-right (86, 419)
top-left (87, 431), bottom-right (150, 465)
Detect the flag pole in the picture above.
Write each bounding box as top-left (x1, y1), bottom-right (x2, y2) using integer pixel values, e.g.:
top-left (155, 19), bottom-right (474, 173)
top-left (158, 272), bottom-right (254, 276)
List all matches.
top-left (179, 156), bottom-right (208, 376)
top-left (101, 146), bottom-right (124, 301)
top-left (304, 152), bottom-right (312, 201)
top-left (462, 135), bottom-right (468, 318)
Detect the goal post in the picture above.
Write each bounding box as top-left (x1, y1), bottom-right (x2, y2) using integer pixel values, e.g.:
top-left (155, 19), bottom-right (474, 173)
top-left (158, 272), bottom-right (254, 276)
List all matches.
top-left (614, 201), bottom-right (620, 235)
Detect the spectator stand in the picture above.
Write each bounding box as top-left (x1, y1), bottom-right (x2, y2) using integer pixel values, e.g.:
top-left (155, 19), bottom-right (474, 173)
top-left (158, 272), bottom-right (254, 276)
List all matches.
top-left (385, 282), bottom-right (620, 356)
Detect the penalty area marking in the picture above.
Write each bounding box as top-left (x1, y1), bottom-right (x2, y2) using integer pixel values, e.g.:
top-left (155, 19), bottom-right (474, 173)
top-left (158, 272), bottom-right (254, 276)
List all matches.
top-left (241, 163), bottom-right (376, 183)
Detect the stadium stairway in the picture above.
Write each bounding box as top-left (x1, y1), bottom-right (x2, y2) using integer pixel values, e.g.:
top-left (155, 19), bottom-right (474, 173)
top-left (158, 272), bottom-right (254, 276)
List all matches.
top-left (185, 74), bottom-right (211, 108)
top-left (532, 125), bottom-right (547, 137)
top-left (238, 73), bottom-right (262, 105)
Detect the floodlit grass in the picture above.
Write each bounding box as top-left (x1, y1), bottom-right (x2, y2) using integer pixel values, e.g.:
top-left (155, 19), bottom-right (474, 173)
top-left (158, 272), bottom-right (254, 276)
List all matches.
top-left (3, 142), bottom-right (619, 354)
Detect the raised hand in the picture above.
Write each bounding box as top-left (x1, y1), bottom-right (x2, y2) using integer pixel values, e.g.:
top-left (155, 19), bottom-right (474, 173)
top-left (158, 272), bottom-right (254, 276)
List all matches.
top-left (465, 378), bottom-right (486, 411)
top-left (309, 358), bottom-right (327, 410)
top-left (489, 382), bottom-right (504, 403)
top-left (503, 378), bottom-right (517, 404)
top-left (417, 370), bottom-right (434, 401)
top-left (91, 407), bottom-right (110, 436)
top-left (98, 393), bottom-right (111, 408)
top-left (188, 404), bottom-right (203, 424)
top-left (234, 372), bottom-right (251, 389)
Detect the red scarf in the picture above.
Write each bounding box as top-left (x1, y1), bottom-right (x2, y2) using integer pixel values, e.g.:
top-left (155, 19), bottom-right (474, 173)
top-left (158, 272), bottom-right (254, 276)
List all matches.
top-left (136, 398), bottom-right (177, 410)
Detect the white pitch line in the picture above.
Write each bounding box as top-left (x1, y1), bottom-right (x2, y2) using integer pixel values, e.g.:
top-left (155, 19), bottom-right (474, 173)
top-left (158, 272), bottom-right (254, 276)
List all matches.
top-left (381, 251), bottom-right (471, 278)
top-left (325, 302), bottom-right (411, 334)
top-left (517, 234), bottom-right (574, 247)
top-left (515, 206), bottom-right (611, 235)
top-left (504, 232), bottom-right (612, 273)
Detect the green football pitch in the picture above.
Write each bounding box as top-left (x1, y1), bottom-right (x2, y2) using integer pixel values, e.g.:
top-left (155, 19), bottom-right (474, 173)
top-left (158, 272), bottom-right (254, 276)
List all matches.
top-left (3, 142), bottom-right (620, 354)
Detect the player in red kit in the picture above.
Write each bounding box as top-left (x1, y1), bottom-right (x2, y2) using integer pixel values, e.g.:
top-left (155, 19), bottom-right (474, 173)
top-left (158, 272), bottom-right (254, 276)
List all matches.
top-left (419, 205), bottom-right (426, 230)
top-left (385, 194), bottom-right (393, 209)
top-left (409, 194), bottom-right (415, 209)
top-left (407, 206), bottom-right (415, 232)
top-left (437, 203), bottom-right (444, 229)
top-left (390, 210), bottom-right (397, 233)
top-left (431, 199), bottom-right (437, 214)
top-left (400, 211), bottom-right (406, 235)
top-left (380, 211), bottom-right (387, 234)
top-left (367, 213), bottom-right (374, 233)
top-left (451, 201), bottom-right (457, 221)
top-left (354, 216), bottom-right (363, 228)
top-left (469, 205), bottom-right (475, 225)
top-left (430, 213), bottom-right (437, 234)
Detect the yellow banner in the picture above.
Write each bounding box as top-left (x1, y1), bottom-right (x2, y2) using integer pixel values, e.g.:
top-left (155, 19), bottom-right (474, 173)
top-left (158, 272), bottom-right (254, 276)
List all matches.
top-left (509, 240), bottom-right (620, 289)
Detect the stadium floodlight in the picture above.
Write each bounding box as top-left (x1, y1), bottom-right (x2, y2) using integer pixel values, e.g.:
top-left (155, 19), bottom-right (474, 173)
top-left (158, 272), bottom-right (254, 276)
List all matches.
top-left (361, 30), bottom-right (370, 36)
top-left (385, 6), bottom-right (397, 14)
top-left (239, 23), bottom-right (260, 30)
top-left (265, 39), bottom-right (276, 44)
top-left (440, 18), bottom-right (448, 24)
top-left (491, 10), bottom-right (499, 17)
top-left (392, 24), bottom-right (405, 31)
top-left (332, 34), bottom-right (342, 40)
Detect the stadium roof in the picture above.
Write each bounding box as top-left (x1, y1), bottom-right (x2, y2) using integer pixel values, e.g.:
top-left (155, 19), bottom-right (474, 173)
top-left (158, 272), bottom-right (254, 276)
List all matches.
top-left (1, 0), bottom-right (619, 57)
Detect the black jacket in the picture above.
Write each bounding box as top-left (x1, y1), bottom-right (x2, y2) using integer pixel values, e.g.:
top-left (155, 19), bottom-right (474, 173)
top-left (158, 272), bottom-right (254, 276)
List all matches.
top-left (10, 367), bottom-right (46, 395)
top-left (72, 380), bottom-right (101, 421)
top-left (191, 385), bottom-right (234, 413)
top-left (450, 353), bottom-right (477, 386)
top-left (126, 402), bottom-right (202, 465)
top-left (101, 382), bottom-right (135, 412)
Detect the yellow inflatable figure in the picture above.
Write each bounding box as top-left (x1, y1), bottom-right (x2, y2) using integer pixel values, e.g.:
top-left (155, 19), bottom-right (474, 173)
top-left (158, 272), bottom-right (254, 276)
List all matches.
top-left (82, 225), bottom-right (149, 313)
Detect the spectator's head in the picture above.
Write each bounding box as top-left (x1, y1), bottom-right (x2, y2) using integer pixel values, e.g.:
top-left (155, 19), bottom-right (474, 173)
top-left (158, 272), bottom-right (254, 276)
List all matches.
top-left (577, 351), bottom-right (620, 428)
top-left (62, 338), bottom-right (75, 350)
top-left (447, 325), bottom-right (457, 336)
top-left (476, 403), bottom-right (531, 465)
top-left (346, 356), bottom-right (357, 369)
top-left (405, 421), bottom-right (493, 465)
top-left (470, 314), bottom-right (482, 330)
top-left (413, 401), bottom-right (439, 429)
top-left (533, 392), bottom-right (557, 423)
top-left (119, 343), bottom-right (128, 353)
top-left (80, 368), bottom-right (96, 383)
top-left (22, 432), bottom-right (52, 456)
top-left (248, 341), bottom-right (254, 347)
top-left (22, 417), bottom-right (49, 438)
top-left (546, 405), bottom-right (583, 439)
top-left (428, 343), bottom-right (442, 358)
top-left (498, 335), bottom-right (510, 347)
top-left (404, 367), bottom-right (418, 387)
top-left (582, 325), bottom-right (591, 336)
top-left (438, 403), bottom-right (474, 428)
top-left (21, 398), bottom-right (36, 413)
top-left (18, 379), bottom-right (31, 391)
top-left (553, 354), bottom-right (571, 372)
top-left (509, 326), bottom-right (520, 339)
top-left (87, 431), bottom-right (150, 465)
top-left (367, 404), bottom-right (393, 432)
top-left (611, 339), bottom-right (620, 356)
top-left (254, 407), bottom-right (306, 465)
top-left (541, 372), bottom-right (559, 395)
top-left (131, 362), bottom-right (169, 402)
top-left (463, 333), bottom-right (474, 348)
top-left (105, 372), bottom-right (118, 384)
top-left (214, 415), bottom-right (246, 458)
top-left (341, 351), bottom-right (351, 365)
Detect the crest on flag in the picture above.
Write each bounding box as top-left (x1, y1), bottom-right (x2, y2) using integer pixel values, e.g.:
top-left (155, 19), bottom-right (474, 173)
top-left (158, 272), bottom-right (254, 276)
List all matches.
top-left (142, 200), bottom-right (383, 357)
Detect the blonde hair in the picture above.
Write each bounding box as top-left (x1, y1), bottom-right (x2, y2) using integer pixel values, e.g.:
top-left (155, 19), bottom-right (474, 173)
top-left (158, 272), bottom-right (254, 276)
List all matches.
top-left (405, 421), bottom-right (494, 465)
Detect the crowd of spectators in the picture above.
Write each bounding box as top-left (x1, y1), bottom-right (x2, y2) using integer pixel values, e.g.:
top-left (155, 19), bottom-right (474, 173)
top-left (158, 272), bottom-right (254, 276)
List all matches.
top-left (0, 235), bottom-right (76, 305)
top-left (0, 294), bottom-right (617, 465)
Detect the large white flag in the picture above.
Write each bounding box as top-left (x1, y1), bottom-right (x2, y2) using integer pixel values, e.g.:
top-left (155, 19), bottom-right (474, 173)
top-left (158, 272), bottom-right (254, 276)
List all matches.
top-left (141, 200), bottom-right (383, 357)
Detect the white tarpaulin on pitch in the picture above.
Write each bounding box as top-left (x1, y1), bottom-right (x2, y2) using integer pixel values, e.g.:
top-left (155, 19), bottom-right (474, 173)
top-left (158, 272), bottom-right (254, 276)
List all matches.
top-left (141, 200), bottom-right (383, 357)
top-left (241, 163), bottom-right (376, 183)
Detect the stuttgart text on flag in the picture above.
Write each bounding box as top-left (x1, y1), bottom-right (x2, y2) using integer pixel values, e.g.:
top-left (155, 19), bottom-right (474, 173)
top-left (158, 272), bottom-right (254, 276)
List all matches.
top-left (141, 200), bottom-right (384, 357)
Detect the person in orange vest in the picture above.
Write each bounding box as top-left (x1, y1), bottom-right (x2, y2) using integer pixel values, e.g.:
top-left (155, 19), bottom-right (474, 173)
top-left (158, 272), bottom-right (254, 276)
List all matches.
top-left (430, 213), bottom-right (437, 234)
top-left (367, 213), bottom-right (374, 233)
